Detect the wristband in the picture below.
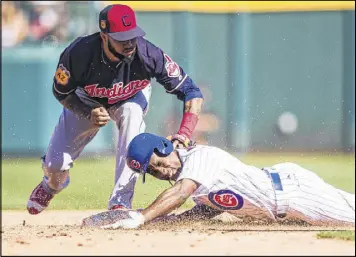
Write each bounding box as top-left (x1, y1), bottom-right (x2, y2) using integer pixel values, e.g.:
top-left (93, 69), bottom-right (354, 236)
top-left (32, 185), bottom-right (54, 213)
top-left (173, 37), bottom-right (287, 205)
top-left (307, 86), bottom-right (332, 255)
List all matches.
top-left (177, 112), bottom-right (199, 139)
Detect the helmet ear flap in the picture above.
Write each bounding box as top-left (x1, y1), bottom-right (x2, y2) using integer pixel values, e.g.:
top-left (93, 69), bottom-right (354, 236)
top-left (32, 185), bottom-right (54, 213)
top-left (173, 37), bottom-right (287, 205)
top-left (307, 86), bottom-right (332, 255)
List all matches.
top-left (154, 138), bottom-right (174, 157)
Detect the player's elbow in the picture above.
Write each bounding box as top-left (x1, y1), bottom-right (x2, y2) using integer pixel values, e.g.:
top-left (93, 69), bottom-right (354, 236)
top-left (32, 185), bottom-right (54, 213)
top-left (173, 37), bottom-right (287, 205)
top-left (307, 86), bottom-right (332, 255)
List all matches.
top-left (183, 89), bottom-right (204, 104)
top-left (172, 77), bottom-right (204, 103)
top-left (52, 84), bottom-right (69, 102)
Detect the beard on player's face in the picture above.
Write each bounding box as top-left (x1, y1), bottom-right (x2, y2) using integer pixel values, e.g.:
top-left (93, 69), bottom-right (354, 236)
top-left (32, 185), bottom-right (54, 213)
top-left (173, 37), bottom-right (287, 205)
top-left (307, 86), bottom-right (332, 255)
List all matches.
top-left (100, 32), bottom-right (137, 60)
top-left (106, 35), bottom-right (137, 57)
top-left (148, 152), bottom-right (181, 181)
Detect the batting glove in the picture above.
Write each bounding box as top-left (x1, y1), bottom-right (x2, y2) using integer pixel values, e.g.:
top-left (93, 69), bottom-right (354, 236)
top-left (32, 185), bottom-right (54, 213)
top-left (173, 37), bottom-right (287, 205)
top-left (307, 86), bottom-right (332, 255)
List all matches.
top-left (167, 134), bottom-right (195, 148)
top-left (100, 210), bottom-right (145, 229)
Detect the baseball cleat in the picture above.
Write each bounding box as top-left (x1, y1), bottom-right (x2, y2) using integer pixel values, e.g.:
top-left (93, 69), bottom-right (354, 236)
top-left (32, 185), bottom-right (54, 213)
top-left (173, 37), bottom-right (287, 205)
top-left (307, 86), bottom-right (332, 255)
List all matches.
top-left (27, 182), bottom-right (54, 215)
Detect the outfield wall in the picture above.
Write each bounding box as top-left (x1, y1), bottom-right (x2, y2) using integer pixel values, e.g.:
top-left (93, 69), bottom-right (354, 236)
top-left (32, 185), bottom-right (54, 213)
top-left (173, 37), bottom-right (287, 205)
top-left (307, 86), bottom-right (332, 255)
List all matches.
top-left (2, 4), bottom-right (355, 155)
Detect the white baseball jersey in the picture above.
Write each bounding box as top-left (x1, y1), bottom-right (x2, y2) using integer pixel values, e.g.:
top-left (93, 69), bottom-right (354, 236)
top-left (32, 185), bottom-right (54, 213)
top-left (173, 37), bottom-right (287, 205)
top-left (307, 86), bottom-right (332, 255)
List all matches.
top-left (176, 145), bottom-right (355, 226)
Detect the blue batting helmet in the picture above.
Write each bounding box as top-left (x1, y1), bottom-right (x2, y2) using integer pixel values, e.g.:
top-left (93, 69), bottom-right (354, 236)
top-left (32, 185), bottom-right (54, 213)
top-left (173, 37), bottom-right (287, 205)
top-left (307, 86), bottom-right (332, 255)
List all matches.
top-left (126, 133), bottom-right (174, 183)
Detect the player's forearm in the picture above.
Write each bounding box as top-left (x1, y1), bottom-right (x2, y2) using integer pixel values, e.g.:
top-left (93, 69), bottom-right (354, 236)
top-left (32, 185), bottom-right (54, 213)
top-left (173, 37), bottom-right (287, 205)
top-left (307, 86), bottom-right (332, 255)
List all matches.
top-left (183, 97), bottom-right (203, 115)
top-left (177, 98), bottom-right (203, 139)
top-left (141, 187), bottom-right (190, 223)
top-left (59, 93), bottom-right (93, 119)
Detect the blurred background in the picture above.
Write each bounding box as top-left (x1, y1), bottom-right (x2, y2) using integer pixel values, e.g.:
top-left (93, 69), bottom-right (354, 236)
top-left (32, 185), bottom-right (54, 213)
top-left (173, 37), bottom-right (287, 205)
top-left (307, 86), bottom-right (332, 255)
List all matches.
top-left (2, 1), bottom-right (355, 156)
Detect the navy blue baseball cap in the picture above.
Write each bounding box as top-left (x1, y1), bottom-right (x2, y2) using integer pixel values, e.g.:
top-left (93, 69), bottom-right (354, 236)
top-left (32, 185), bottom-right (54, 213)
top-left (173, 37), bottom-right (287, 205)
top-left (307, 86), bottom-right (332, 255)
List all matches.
top-left (99, 4), bottom-right (145, 41)
top-left (127, 133), bottom-right (174, 183)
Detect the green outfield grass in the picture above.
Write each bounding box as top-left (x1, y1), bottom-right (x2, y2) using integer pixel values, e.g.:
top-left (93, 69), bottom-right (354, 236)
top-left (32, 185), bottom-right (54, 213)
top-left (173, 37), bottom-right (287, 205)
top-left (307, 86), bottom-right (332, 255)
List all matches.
top-left (317, 231), bottom-right (355, 241)
top-left (1, 153), bottom-right (355, 210)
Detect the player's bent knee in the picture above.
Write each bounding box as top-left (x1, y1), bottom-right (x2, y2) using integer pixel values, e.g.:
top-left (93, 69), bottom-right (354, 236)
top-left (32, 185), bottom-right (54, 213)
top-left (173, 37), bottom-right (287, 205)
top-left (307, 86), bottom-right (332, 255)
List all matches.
top-left (43, 153), bottom-right (74, 171)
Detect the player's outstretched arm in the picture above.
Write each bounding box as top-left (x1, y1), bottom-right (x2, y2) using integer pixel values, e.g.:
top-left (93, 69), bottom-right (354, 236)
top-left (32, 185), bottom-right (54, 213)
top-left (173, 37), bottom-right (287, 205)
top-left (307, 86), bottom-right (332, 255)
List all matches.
top-left (141, 178), bottom-right (200, 223)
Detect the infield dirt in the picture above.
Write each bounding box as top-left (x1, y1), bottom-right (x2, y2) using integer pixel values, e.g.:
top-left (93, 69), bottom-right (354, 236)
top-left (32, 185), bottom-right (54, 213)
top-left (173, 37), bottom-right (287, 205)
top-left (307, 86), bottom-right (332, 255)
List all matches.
top-left (1, 210), bottom-right (355, 255)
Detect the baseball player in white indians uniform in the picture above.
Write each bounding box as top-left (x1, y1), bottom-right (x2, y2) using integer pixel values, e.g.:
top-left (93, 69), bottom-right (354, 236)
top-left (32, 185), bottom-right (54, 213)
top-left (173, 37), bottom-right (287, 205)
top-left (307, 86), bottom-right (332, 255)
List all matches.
top-left (26, 4), bottom-right (203, 215)
top-left (94, 133), bottom-right (355, 229)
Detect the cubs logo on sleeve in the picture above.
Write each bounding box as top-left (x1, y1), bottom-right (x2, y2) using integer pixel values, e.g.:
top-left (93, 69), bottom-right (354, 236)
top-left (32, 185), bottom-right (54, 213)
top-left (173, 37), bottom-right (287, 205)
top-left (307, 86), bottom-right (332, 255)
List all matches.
top-left (208, 190), bottom-right (244, 210)
top-left (164, 54), bottom-right (181, 78)
top-left (55, 64), bottom-right (71, 86)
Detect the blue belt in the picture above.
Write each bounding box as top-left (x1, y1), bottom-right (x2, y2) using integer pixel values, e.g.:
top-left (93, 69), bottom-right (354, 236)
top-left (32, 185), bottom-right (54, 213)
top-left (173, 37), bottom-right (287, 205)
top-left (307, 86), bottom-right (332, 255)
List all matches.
top-left (263, 168), bottom-right (283, 191)
top-left (270, 172), bottom-right (283, 191)
top-left (263, 168), bottom-right (287, 218)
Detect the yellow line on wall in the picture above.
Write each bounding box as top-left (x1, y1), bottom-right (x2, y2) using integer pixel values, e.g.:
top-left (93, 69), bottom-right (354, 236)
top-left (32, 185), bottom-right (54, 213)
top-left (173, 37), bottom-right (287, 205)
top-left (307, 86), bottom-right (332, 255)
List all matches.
top-left (103, 1), bottom-right (355, 13)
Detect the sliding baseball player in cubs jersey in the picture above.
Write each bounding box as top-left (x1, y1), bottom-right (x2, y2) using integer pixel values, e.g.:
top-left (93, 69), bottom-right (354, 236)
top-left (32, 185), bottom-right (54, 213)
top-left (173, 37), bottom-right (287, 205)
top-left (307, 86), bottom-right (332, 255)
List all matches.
top-left (90, 133), bottom-right (355, 229)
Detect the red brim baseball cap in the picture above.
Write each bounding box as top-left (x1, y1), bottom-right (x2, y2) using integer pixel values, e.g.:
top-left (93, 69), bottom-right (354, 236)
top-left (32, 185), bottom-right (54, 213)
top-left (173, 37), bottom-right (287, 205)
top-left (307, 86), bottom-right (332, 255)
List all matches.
top-left (108, 26), bottom-right (145, 41)
top-left (99, 4), bottom-right (146, 41)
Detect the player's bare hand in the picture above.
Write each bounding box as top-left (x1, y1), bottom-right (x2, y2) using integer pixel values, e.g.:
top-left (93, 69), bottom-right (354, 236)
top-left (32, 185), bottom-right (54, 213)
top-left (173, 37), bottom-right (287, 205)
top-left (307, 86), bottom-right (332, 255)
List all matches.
top-left (90, 107), bottom-right (110, 127)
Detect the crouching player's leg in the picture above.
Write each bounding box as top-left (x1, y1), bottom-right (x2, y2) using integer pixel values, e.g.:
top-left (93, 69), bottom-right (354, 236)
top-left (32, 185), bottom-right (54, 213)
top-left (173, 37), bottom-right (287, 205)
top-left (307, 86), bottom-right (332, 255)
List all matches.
top-left (107, 88), bottom-right (151, 210)
top-left (272, 162), bottom-right (355, 226)
top-left (27, 108), bottom-right (100, 214)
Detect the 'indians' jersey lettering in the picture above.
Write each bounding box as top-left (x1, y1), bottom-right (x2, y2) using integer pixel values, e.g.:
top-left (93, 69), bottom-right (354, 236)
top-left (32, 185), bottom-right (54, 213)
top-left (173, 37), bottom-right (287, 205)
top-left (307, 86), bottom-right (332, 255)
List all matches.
top-left (84, 80), bottom-right (150, 104)
top-left (52, 32), bottom-right (203, 108)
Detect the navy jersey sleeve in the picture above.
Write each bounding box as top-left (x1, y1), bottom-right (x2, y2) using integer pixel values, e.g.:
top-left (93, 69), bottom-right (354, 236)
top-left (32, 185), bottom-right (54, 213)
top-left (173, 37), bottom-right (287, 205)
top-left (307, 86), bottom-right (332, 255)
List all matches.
top-left (140, 39), bottom-right (203, 102)
top-left (52, 38), bottom-right (85, 98)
